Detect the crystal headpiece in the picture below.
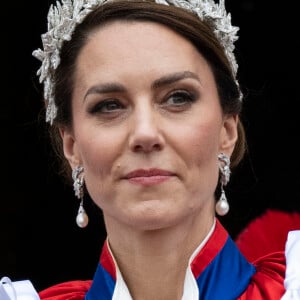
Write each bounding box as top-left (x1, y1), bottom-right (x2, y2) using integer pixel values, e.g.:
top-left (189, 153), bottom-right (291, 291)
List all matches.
top-left (33, 0), bottom-right (241, 124)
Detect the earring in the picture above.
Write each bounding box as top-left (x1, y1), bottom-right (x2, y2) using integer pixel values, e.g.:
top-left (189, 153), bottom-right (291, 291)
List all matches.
top-left (72, 166), bottom-right (89, 228)
top-left (216, 153), bottom-right (231, 216)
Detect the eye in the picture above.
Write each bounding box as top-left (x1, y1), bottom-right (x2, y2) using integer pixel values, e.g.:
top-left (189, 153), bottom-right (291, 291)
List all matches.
top-left (89, 99), bottom-right (125, 114)
top-left (162, 90), bottom-right (197, 108)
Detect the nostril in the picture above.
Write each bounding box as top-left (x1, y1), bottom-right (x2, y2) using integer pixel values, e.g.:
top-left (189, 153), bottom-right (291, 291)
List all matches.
top-left (134, 144), bottom-right (143, 152)
top-left (133, 142), bottom-right (162, 153)
top-left (153, 143), bottom-right (161, 150)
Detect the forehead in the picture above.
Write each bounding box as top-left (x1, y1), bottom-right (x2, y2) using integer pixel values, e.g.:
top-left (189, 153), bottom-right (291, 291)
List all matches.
top-left (75, 20), bottom-right (214, 86)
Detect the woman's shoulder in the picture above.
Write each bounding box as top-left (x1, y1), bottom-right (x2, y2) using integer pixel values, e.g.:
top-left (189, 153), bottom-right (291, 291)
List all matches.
top-left (234, 209), bottom-right (300, 300)
top-left (239, 251), bottom-right (286, 300)
top-left (39, 280), bottom-right (92, 300)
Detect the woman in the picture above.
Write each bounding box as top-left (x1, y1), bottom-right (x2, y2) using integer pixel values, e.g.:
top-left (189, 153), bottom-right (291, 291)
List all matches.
top-left (32, 0), bottom-right (293, 299)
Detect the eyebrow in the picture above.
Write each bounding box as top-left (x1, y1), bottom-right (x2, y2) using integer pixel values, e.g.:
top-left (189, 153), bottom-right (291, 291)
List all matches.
top-left (151, 71), bottom-right (201, 89)
top-left (83, 71), bottom-right (200, 101)
top-left (84, 83), bottom-right (126, 101)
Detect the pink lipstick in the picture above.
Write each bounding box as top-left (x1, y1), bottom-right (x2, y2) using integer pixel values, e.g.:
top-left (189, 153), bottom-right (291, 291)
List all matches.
top-left (124, 168), bottom-right (174, 186)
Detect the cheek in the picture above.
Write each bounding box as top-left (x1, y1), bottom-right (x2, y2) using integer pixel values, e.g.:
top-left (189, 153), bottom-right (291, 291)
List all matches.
top-left (76, 130), bottom-right (124, 181)
top-left (179, 122), bottom-right (221, 193)
top-left (180, 122), bottom-right (221, 164)
top-left (77, 132), bottom-right (124, 207)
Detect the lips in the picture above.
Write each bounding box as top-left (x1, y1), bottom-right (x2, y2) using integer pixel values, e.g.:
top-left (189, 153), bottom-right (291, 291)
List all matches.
top-left (123, 168), bottom-right (175, 186)
top-left (124, 168), bottom-right (174, 179)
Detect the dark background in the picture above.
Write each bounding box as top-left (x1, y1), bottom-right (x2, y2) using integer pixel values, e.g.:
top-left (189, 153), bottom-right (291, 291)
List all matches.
top-left (1, 0), bottom-right (299, 292)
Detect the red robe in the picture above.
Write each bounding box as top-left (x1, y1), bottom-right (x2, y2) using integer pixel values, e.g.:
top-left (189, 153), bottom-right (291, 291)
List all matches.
top-left (39, 218), bottom-right (286, 300)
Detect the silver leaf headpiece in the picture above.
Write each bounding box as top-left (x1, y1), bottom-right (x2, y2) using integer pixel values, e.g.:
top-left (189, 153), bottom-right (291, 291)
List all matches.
top-left (33, 0), bottom-right (241, 125)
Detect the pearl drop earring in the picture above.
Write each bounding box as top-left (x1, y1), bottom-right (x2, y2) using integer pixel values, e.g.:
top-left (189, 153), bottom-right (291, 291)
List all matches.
top-left (216, 153), bottom-right (231, 216)
top-left (72, 166), bottom-right (89, 228)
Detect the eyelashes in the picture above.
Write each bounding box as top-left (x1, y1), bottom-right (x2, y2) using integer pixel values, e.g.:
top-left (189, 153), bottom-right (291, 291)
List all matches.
top-left (87, 89), bottom-right (199, 116)
top-left (162, 90), bottom-right (197, 107)
top-left (88, 99), bottom-right (125, 114)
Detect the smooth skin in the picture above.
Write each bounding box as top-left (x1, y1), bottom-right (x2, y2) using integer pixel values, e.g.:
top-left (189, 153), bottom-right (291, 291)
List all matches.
top-left (61, 21), bottom-right (238, 300)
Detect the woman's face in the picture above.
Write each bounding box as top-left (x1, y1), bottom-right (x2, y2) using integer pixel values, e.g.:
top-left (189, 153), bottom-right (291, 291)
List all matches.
top-left (61, 21), bottom-right (238, 230)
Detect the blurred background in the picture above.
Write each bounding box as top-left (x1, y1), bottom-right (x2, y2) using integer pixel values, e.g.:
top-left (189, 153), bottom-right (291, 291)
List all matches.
top-left (1, 0), bottom-right (299, 292)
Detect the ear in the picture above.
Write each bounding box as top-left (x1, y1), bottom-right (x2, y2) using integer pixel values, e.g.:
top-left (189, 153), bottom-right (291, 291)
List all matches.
top-left (219, 114), bottom-right (238, 156)
top-left (59, 127), bottom-right (82, 169)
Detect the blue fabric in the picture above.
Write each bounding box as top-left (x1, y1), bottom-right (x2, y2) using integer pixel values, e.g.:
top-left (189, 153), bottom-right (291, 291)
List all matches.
top-left (196, 236), bottom-right (256, 300)
top-left (85, 264), bottom-right (115, 300)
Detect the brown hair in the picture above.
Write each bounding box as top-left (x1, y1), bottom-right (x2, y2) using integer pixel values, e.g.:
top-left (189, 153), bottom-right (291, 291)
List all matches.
top-left (49, 0), bottom-right (246, 182)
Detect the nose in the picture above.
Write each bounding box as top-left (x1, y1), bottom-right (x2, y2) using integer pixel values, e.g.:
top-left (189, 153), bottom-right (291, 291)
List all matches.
top-left (128, 105), bottom-right (164, 153)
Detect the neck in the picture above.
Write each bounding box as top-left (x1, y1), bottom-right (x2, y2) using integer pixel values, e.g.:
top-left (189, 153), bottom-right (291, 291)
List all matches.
top-left (104, 212), bottom-right (215, 300)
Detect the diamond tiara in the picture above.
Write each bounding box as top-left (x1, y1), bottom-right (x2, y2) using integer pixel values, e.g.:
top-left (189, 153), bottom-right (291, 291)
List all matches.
top-left (32, 0), bottom-right (241, 124)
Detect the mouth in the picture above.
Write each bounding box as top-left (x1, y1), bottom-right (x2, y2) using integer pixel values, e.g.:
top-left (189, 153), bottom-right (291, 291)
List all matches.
top-left (123, 168), bottom-right (176, 186)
